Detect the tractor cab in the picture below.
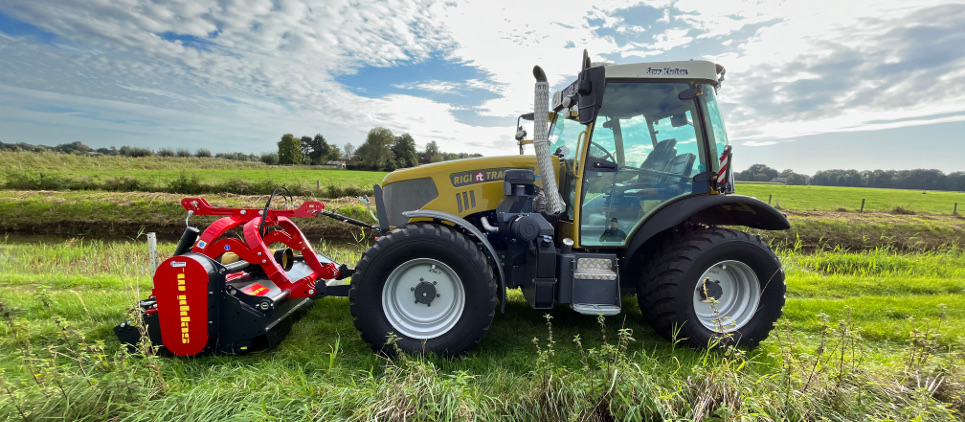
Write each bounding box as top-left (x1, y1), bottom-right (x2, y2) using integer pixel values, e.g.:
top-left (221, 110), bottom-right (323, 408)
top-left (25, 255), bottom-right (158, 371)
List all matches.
top-left (546, 60), bottom-right (731, 248)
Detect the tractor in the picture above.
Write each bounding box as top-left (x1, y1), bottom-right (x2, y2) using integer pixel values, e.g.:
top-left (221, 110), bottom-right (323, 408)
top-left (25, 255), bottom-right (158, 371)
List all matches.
top-left (350, 51), bottom-right (789, 356)
top-left (117, 51), bottom-right (789, 357)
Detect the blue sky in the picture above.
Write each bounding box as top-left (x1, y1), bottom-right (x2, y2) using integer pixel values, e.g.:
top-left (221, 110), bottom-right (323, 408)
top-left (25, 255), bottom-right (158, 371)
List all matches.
top-left (1, 0), bottom-right (963, 173)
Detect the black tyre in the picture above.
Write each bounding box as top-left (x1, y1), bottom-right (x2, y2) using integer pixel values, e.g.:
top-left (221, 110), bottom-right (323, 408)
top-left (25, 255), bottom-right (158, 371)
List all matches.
top-left (637, 226), bottom-right (786, 348)
top-left (349, 222), bottom-right (497, 356)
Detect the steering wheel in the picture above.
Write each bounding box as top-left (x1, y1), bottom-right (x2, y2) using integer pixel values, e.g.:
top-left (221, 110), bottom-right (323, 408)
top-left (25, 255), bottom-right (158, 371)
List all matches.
top-left (588, 141), bottom-right (616, 165)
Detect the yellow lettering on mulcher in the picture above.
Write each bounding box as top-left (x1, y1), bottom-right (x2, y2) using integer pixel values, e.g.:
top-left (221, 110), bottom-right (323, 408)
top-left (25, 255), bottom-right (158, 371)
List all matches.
top-left (178, 293), bottom-right (190, 344)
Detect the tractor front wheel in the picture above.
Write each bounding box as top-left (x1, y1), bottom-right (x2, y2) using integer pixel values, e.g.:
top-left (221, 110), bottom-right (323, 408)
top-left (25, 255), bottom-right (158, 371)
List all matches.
top-left (637, 226), bottom-right (786, 348)
top-left (349, 222), bottom-right (497, 356)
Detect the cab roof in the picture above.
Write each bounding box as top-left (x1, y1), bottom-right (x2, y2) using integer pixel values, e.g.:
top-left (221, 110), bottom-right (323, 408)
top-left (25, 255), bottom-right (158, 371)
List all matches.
top-left (599, 60), bottom-right (720, 84)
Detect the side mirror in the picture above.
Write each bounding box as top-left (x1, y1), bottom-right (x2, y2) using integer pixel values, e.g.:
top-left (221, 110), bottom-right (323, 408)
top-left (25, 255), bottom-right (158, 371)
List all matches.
top-left (671, 113), bottom-right (688, 127)
top-left (515, 128), bottom-right (527, 141)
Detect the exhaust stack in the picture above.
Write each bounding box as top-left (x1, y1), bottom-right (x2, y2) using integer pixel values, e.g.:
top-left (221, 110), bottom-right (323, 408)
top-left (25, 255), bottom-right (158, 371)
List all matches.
top-left (532, 66), bottom-right (564, 215)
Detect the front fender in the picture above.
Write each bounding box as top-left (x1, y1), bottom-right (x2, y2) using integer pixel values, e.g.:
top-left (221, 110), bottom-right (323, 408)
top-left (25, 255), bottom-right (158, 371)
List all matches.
top-left (624, 194), bottom-right (788, 262)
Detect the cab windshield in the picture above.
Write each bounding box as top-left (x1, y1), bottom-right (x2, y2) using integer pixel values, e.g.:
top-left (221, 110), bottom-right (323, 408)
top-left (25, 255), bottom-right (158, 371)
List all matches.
top-left (579, 81), bottom-right (718, 246)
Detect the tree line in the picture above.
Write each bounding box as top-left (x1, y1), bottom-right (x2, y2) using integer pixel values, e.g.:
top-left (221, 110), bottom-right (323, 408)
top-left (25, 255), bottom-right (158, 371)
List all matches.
top-left (2, 127), bottom-right (482, 171)
top-left (737, 163), bottom-right (965, 192)
top-left (0, 140), bottom-right (262, 161)
top-left (273, 127), bottom-right (481, 171)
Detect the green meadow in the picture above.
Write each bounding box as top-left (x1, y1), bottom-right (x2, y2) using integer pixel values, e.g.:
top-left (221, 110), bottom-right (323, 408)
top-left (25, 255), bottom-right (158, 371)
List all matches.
top-left (0, 151), bottom-right (964, 420)
top-left (1, 238), bottom-right (964, 420)
top-left (737, 183), bottom-right (965, 215)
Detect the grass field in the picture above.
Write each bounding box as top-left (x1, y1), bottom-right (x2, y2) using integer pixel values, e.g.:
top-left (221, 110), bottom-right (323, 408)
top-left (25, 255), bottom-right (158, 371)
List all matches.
top-left (2, 152), bottom-right (964, 419)
top-left (0, 237), bottom-right (963, 420)
top-left (0, 151), bottom-right (386, 196)
top-left (737, 183), bottom-right (965, 215)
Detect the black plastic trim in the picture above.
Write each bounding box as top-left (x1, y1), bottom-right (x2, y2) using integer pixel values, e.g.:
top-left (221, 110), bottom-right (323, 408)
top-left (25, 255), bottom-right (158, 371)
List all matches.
top-left (624, 194), bottom-right (789, 263)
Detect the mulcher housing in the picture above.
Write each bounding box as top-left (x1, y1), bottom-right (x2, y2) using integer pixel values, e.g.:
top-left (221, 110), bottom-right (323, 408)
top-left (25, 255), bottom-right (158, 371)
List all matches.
top-left (116, 197), bottom-right (351, 356)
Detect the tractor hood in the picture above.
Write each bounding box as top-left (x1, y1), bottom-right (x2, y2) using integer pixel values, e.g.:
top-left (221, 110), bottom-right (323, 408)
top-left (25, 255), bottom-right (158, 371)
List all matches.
top-left (380, 155), bottom-right (560, 228)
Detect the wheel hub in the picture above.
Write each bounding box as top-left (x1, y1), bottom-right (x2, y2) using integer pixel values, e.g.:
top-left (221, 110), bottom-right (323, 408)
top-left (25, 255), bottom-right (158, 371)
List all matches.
top-left (699, 278), bottom-right (723, 301)
top-left (692, 260), bottom-right (761, 333)
top-left (413, 280), bottom-right (438, 306)
top-left (382, 258), bottom-right (466, 339)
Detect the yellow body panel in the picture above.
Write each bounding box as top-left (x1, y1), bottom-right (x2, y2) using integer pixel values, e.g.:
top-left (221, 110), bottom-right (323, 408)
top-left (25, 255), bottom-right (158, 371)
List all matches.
top-left (382, 155), bottom-right (561, 220)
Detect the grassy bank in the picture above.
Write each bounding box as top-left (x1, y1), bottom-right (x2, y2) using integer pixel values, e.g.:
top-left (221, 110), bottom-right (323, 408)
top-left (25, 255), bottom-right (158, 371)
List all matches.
top-left (4, 190), bottom-right (962, 251)
top-left (0, 238), bottom-right (963, 420)
top-left (0, 151), bottom-right (387, 196)
top-left (0, 191), bottom-right (376, 240)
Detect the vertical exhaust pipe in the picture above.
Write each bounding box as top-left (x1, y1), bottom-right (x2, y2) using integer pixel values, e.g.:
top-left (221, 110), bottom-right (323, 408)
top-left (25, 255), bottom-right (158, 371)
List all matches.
top-left (532, 66), bottom-right (564, 215)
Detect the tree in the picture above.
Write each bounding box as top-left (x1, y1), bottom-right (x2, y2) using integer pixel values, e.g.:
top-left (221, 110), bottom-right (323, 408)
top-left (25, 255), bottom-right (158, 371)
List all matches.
top-left (303, 134), bottom-right (331, 165)
top-left (54, 141), bottom-right (92, 154)
top-left (356, 127), bottom-right (395, 170)
top-left (195, 148), bottom-right (212, 158)
top-left (422, 140), bottom-right (440, 163)
top-left (158, 148), bottom-right (175, 157)
top-left (945, 172), bottom-right (965, 192)
top-left (260, 152), bottom-right (279, 165)
top-left (779, 169), bottom-right (808, 185)
top-left (392, 133), bottom-right (419, 168)
top-left (863, 170), bottom-right (895, 188)
top-left (736, 164), bottom-right (778, 182)
top-left (176, 148), bottom-right (192, 158)
top-left (343, 143), bottom-right (355, 160)
top-left (277, 133), bottom-right (303, 165)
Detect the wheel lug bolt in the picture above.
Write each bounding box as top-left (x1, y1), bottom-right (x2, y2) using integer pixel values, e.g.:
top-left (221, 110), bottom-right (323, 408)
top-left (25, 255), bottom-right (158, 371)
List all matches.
top-left (433, 281), bottom-right (437, 285)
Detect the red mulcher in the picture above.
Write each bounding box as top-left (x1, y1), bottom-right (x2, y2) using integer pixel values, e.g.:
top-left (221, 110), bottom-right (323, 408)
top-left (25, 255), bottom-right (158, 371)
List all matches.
top-left (115, 194), bottom-right (360, 356)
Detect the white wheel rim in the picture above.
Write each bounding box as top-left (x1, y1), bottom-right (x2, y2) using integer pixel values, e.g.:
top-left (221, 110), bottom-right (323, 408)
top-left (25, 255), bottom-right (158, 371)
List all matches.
top-left (382, 258), bottom-right (465, 339)
top-left (693, 260), bottom-right (760, 333)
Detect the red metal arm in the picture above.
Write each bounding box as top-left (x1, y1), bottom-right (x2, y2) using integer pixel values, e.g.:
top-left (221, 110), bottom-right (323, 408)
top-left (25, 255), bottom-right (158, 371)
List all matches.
top-left (181, 197), bottom-right (324, 219)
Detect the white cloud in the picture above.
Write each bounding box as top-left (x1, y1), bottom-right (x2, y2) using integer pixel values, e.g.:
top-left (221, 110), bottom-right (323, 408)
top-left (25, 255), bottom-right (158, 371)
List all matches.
top-left (0, 0), bottom-right (963, 165)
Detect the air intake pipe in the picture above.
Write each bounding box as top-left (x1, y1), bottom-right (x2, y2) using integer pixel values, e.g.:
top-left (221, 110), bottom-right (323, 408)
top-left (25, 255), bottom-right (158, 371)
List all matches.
top-left (532, 66), bottom-right (564, 215)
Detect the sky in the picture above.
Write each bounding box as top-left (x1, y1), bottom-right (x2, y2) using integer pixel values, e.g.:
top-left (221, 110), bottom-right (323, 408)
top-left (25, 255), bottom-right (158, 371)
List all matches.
top-left (0, 0), bottom-right (963, 174)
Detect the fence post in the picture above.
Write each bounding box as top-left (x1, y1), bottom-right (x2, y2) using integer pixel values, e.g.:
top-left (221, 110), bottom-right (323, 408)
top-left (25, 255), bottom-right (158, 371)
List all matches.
top-left (317, 180), bottom-right (320, 189)
top-left (768, 194), bottom-right (772, 205)
top-left (955, 202), bottom-right (959, 216)
top-left (147, 232), bottom-right (159, 270)
top-left (860, 199), bottom-right (865, 213)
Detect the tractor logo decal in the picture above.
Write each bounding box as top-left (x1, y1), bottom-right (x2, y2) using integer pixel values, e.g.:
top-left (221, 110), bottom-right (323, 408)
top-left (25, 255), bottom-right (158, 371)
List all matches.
top-left (451, 168), bottom-right (528, 187)
top-left (646, 67), bottom-right (689, 76)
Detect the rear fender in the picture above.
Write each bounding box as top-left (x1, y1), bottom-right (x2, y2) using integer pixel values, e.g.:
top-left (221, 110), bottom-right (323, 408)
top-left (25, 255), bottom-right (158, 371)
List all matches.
top-left (623, 194), bottom-right (788, 282)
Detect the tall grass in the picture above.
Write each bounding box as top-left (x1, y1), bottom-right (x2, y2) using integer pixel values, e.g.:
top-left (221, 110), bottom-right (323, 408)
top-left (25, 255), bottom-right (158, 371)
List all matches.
top-left (2, 170), bottom-right (374, 197)
top-left (0, 150), bottom-right (268, 173)
top-left (1, 297), bottom-right (962, 420)
top-left (0, 191), bottom-right (376, 239)
top-left (1, 237), bottom-right (964, 420)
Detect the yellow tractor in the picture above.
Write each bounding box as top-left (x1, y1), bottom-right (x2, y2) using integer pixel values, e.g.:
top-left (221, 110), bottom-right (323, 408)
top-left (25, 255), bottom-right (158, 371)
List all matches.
top-left (350, 51), bottom-right (789, 356)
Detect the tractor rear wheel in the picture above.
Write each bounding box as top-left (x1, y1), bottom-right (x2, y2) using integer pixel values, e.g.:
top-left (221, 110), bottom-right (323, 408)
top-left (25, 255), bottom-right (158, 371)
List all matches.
top-left (637, 226), bottom-right (785, 348)
top-left (349, 222), bottom-right (497, 356)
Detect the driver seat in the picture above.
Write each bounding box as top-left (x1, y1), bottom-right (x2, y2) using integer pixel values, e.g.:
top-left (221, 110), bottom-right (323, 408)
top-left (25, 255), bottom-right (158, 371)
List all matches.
top-left (637, 138), bottom-right (677, 185)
